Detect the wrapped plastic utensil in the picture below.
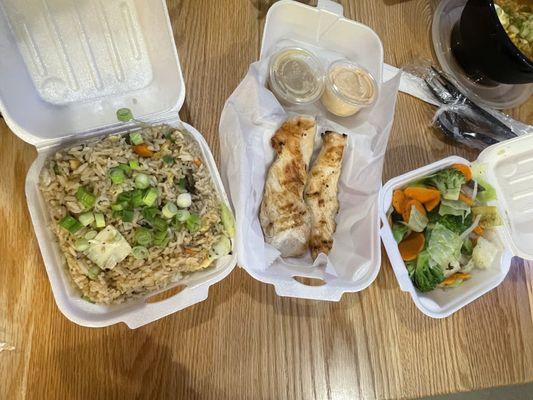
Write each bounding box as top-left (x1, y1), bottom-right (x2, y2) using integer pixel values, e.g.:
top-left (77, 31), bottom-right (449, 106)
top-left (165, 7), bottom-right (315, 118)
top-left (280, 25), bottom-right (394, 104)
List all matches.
top-left (401, 62), bottom-right (531, 149)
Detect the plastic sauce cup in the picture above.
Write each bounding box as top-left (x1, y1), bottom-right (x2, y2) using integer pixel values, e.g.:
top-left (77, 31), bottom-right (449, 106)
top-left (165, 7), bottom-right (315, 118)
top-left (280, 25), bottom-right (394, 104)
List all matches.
top-left (321, 60), bottom-right (378, 117)
top-left (268, 47), bottom-right (324, 106)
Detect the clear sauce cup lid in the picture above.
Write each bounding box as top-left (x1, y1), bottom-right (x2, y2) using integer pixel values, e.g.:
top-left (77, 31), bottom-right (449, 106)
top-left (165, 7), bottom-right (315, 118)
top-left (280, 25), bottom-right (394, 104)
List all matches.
top-left (269, 47), bottom-right (324, 105)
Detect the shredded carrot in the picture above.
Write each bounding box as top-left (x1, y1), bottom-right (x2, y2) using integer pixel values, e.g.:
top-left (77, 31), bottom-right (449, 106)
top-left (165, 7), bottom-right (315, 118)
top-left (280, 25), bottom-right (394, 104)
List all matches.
top-left (451, 164), bottom-right (472, 181)
top-left (193, 158), bottom-right (202, 168)
top-left (402, 199), bottom-right (426, 223)
top-left (183, 248), bottom-right (197, 256)
top-left (392, 189), bottom-right (407, 214)
top-left (133, 144), bottom-right (154, 157)
top-left (398, 232), bottom-right (425, 261)
top-left (425, 196), bottom-right (440, 212)
top-left (442, 275), bottom-right (456, 285)
top-left (458, 193), bottom-right (474, 206)
top-left (443, 272), bottom-right (472, 286)
top-left (473, 225), bottom-right (484, 236)
top-left (404, 187), bottom-right (441, 203)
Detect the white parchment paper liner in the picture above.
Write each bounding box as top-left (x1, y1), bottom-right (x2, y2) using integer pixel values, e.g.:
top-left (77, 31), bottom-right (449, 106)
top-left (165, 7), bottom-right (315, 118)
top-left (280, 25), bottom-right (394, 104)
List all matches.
top-left (220, 55), bottom-right (400, 281)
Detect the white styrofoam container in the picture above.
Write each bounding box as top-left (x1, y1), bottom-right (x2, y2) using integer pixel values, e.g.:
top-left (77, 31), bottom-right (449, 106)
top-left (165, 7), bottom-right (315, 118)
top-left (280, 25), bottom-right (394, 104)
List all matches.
top-left (236, 0), bottom-right (385, 301)
top-left (0, 0), bottom-right (236, 328)
top-left (379, 134), bottom-right (533, 318)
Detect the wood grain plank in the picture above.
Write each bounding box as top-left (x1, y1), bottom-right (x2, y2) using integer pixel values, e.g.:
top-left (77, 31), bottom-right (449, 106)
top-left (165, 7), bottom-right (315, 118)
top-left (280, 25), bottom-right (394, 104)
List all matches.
top-left (0, 1), bottom-right (532, 400)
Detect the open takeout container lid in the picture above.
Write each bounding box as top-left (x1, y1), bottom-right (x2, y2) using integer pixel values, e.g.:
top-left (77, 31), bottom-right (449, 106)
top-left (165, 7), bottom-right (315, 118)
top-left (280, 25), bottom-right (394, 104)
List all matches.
top-left (379, 134), bottom-right (533, 318)
top-left (0, 0), bottom-right (237, 328)
top-left (0, 0), bottom-right (185, 148)
top-left (260, 0), bottom-right (383, 83)
top-left (475, 134), bottom-right (533, 260)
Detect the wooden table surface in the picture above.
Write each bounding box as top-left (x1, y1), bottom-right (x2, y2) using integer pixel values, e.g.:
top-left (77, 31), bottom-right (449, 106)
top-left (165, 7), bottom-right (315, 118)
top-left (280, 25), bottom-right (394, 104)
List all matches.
top-left (1, 1), bottom-right (532, 399)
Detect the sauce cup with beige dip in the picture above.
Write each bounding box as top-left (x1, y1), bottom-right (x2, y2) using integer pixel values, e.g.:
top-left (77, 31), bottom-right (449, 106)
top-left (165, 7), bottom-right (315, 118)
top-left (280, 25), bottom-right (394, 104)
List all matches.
top-left (321, 60), bottom-right (378, 117)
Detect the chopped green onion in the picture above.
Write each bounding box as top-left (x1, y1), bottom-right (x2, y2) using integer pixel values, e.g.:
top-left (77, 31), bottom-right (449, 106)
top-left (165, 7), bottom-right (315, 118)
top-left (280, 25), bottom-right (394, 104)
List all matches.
top-left (116, 191), bottom-right (132, 204)
top-left (177, 193), bottom-right (192, 208)
top-left (135, 173), bottom-right (151, 189)
top-left (87, 265), bottom-right (101, 280)
top-left (129, 131), bottom-right (144, 145)
top-left (121, 209), bottom-right (134, 223)
top-left (134, 228), bottom-right (152, 247)
top-left (142, 207), bottom-right (159, 223)
top-left (142, 188), bottom-right (159, 206)
top-left (116, 108), bottom-right (133, 122)
top-left (76, 187), bottom-right (96, 209)
top-left (177, 178), bottom-right (187, 193)
top-left (162, 202), bottom-right (178, 218)
top-left (74, 238), bottom-right (90, 252)
top-left (153, 216), bottom-right (168, 232)
top-left (81, 295), bottom-right (95, 303)
top-left (186, 213), bottom-right (201, 233)
top-left (131, 190), bottom-right (144, 207)
top-left (153, 229), bottom-right (169, 247)
top-left (85, 230), bottom-right (98, 240)
top-left (164, 130), bottom-right (174, 140)
top-left (175, 209), bottom-right (190, 222)
top-left (111, 203), bottom-right (124, 211)
top-left (172, 219), bottom-right (184, 231)
top-left (132, 246), bottom-right (149, 259)
top-left (118, 163), bottom-right (132, 176)
top-left (59, 215), bottom-right (83, 234)
top-left (129, 159), bottom-right (140, 170)
top-left (162, 155), bottom-right (175, 165)
top-left (94, 213), bottom-right (105, 228)
top-left (109, 167), bottom-right (125, 185)
top-left (78, 212), bottom-right (95, 227)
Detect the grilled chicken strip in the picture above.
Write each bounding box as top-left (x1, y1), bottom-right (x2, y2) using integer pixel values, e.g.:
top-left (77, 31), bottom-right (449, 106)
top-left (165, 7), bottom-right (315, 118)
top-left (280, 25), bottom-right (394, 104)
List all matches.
top-left (305, 131), bottom-right (347, 260)
top-left (260, 116), bottom-right (316, 257)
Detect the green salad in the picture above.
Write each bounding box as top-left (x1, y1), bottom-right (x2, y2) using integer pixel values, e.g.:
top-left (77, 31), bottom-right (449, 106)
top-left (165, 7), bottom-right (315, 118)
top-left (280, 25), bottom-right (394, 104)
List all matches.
top-left (388, 163), bottom-right (502, 292)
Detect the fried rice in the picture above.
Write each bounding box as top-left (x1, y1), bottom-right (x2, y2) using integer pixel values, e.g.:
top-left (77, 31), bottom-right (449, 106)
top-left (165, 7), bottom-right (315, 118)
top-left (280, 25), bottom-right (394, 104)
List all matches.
top-left (38, 124), bottom-right (230, 304)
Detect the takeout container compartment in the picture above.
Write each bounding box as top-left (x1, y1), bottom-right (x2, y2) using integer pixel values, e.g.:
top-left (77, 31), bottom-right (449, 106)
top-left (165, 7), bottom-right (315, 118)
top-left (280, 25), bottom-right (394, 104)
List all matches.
top-left (0, 0), bottom-right (236, 328)
top-left (231, 0), bottom-right (387, 301)
top-left (379, 134), bottom-right (533, 318)
top-left (261, 0), bottom-right (383, 119)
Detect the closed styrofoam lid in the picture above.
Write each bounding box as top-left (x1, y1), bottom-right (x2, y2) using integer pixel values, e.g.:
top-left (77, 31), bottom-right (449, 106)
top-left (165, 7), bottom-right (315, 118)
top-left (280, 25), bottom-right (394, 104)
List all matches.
top-left (477, 134), bottom-right (533, 260)
top-left (0, 0), bottom-right (184, 147)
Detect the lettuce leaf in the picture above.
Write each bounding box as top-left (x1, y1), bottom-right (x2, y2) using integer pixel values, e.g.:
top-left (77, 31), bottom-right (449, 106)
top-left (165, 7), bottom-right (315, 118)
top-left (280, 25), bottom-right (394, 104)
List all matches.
top-left (462, 238), bottom-right (474, 256)
top-left (438, 199), bottom-right (471, 221)
top-left (427, 223), bottom-right (463, 269)
top-left (406, 260), bottom-right (416, 279)
top-left (476, 179), bottom-right (497, 203)
top-left (436, 213), bottom-right (473, 235)
top-left (406, 205), bottom-right (428, 232)
top-left (471, 163), bottom-right (497, 203)
top-left (428, 168), bottom-right (466, 200)
top-left (412, 250), bottom-right (444, 292)
top-left (392, 223), bottom-right (410, 243)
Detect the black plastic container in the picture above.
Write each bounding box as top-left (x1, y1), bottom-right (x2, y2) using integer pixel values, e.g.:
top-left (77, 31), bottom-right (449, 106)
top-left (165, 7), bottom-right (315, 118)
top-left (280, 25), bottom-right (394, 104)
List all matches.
top-left (451, 0), bottom-right (533, 85)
